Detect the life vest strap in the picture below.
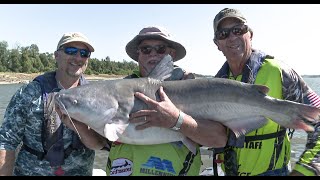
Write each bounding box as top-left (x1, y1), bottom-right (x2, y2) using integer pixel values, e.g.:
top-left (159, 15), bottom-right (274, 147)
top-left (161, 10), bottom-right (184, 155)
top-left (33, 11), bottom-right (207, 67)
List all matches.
top-left (244, 129), bottom-right (287, 142)
top-left (21, 144), bottom-right (78, 161)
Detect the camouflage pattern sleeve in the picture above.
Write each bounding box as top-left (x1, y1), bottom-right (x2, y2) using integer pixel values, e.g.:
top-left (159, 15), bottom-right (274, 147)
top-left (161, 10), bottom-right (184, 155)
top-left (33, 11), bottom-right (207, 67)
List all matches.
top-left (281, 62), bottom-right (320, 176)
top-left (0, 81), bottom-right (42, 150)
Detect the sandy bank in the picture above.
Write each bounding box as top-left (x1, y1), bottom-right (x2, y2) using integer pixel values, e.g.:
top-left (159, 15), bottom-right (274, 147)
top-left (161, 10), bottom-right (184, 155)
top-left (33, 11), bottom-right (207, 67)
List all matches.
top-left (0, 72), bottom-right (124, 84)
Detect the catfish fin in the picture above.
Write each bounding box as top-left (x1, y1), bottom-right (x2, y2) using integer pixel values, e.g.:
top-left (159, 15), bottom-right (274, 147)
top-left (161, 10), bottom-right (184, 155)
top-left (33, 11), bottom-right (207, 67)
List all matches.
top-left (104, 123), bottom-right (128, 142)
top-left (253, 84), bottom-right (269, 95)
top-left (165, 67), bottom-right (186, 81)
top-left (223, 116), bottom-right (269, 138)
top-left (148, 54), bottom-right (174, 80)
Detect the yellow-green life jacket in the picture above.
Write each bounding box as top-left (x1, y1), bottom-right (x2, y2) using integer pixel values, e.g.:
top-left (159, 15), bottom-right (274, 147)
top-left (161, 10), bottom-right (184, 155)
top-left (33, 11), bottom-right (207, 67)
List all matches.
top-left (220, 58), bottom-right (291, 176)
top-left (106, 142), bottom-right (201, 176)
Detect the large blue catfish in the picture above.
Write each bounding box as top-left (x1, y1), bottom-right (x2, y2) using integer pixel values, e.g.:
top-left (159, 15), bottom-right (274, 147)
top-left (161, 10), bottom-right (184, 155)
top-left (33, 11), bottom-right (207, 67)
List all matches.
top-left (55, 55), bottom-right (320, 154)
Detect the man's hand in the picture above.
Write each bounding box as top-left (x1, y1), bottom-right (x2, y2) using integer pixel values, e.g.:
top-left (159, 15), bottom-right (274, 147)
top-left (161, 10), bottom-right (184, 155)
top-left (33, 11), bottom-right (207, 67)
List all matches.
top-left (129, 86), bottom-right (179, 130)
top-left (129, 86), bottom-right (227, 147)
top-left (289, 170), bottom-right (305, 176)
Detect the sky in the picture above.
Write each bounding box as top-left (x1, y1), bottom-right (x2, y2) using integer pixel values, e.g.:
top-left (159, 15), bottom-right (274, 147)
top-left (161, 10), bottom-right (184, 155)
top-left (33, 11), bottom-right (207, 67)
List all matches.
top-left (1, 4), bottom-right (320, 76)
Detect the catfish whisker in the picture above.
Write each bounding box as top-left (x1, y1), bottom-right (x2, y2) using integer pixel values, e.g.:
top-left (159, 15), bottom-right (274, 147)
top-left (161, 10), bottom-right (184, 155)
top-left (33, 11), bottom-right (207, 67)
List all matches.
top-left (59, 102), bottom-right (81, 139)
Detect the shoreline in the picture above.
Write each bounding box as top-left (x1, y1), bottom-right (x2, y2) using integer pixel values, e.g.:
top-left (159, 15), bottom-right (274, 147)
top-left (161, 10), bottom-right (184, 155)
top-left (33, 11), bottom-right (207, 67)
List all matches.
top-left (0, 72), bottom-right (124, 85)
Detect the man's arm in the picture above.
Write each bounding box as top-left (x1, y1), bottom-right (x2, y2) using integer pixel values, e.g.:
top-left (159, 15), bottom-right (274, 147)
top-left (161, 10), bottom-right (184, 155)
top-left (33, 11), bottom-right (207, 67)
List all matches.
top-left (290, 121), bottom-right (320, 176)
top-left (178, 113), bottom-right (227, 148)
top-left (0, 83), bottom-right (39, 176)
top-left (0, 150), bottom-right (15, 176)
top-left (281, 65), bottom-right (320, 176)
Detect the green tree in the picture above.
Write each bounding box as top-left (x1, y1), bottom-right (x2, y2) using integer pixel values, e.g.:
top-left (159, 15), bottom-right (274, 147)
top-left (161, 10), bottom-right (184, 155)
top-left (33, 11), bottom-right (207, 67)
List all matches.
top-left (0, 41), bottom-right (9, 71)
top-left (1, 39), bottom-right (139, 75)
top-left (32, 56), bottom-right (44, 72)
top-left (20, 47), bottom-right (32, 73)
top-left (9, 48), bottom-right (21, 72)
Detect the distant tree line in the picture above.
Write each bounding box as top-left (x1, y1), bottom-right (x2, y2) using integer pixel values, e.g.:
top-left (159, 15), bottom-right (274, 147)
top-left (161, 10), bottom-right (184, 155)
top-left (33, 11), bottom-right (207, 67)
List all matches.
top-left (0, 41), bottom-right (138, 75)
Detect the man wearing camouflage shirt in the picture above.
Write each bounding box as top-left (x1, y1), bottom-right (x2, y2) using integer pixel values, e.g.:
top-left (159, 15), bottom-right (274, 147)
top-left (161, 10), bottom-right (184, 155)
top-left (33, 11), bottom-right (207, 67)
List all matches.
top-left (0, 32), bottom-right (104, 176)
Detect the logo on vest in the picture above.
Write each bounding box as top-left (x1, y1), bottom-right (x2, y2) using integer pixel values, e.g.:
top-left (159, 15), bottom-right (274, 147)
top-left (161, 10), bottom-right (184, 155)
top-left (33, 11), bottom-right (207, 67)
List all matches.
top-left (244, 141), bottom-right (262, 149)
top-left (110, 158), bottom-right (133, 176)
top-left (140, 156), bottom-right (176, 176)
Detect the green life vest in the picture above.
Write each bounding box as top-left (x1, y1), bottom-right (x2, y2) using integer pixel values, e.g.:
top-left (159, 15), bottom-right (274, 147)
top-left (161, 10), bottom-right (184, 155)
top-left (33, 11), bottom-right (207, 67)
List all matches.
top-left (220, 58), bottom-right (291, 176)
top-left (106, 142), bottom-right (201, 176)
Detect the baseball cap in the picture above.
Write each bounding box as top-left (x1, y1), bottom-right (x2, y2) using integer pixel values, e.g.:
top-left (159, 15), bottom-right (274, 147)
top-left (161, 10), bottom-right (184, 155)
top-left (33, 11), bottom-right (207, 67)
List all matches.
top-left (213, 8), bottom-right (247, 33)
top-left (57, 32), bottom-right (94, 52)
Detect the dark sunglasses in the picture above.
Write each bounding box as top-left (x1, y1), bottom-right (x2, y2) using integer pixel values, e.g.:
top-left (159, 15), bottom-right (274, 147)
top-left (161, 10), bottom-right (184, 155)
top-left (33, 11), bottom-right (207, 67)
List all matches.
top-left (138, 45), bottom-right (168, 55)
top-left (58, 47), bottom-right (91, 58)
top-left (215, 24), bottom-right (249, 40)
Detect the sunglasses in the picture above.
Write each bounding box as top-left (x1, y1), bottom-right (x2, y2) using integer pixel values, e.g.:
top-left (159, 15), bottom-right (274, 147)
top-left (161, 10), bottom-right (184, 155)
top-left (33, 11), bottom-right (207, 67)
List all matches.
top-left (215, 24), bottom-right (249, 40)
top-left (58, 47), bottom-right (91, 58)
top-left (138, 45), bottom-right (168, 55)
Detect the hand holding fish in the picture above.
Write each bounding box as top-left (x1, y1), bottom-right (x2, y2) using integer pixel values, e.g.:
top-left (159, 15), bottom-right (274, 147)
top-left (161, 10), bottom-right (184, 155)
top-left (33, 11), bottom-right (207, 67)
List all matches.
top-left (130, 86), bottom-right (227, 147)
top-left (129, 86), bottom-right (180, 130)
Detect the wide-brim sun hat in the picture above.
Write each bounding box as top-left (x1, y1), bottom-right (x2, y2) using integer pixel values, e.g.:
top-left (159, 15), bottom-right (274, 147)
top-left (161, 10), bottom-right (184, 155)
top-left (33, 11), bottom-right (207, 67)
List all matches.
top-left (125, 26), bottom-right (186, 62)
top-left (57, 32), bottom-right (95, 52)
